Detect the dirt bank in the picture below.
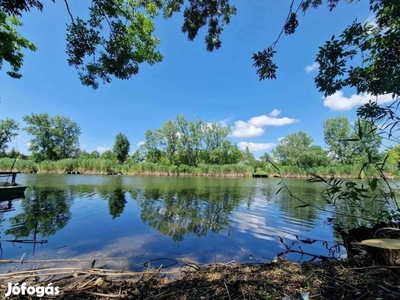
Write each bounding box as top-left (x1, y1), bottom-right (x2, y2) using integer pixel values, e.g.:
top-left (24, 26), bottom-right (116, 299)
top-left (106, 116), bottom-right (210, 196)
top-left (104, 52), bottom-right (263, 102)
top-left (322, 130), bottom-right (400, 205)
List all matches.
top-left (1, 257), bottom-right (399, 300)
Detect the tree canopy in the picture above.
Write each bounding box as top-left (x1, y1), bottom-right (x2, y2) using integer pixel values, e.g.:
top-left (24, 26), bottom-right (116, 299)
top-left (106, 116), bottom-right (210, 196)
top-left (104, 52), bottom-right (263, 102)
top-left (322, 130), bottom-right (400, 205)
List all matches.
top-left (0, 11), bottom-right (37, 79)
top-left (323, 116), bottom-right (382, 164)
top-left (0, 118), bottom-right (19, 153)
top-left (273, 131), bottom-right (330, 169)
top-left (113, 133), bottom-right (130, 163)
top-left (141, 114), bottom-right (243, 166)
top-left (1, 0), bottom-right (398, 96)
top-left (23, 113), bottom-right (81, 162)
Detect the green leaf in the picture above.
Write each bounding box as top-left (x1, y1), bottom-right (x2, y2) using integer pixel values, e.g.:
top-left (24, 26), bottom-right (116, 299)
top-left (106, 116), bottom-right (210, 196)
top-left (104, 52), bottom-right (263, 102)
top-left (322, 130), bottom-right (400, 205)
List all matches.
top-left (369, 178), bottom-right (378, 191)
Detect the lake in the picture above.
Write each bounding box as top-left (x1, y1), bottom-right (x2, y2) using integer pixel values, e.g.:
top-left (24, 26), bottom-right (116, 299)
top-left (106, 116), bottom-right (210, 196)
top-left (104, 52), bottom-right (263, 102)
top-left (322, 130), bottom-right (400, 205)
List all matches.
top-left (0, 174), bottom-right (381, 271)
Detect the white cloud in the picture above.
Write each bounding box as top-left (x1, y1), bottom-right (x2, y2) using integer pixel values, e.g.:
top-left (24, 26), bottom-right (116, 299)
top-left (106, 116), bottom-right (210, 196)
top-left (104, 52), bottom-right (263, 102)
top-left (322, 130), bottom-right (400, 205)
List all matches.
top-left (205, 118), bottom-right (232, 129)
top-left (230, 121), bottom-right (265, 138)
top-left (26, 142), bottom-right (31, 147)
top-left (305, 62), bottom-right (320, 73)
top-left (238, 142), bottom-right (276, 152)
top-left (277, 137), bottom-right (284, 142)
top-left (137, 141), bottom-right (145, 146)
top-left (96, 146), bottom-right (111, 153)
top-left (323, 91), bottom-right (395, 111)
top-left (219, 117), bottom-right (232, 127)
top-left (230, 110), bottom-right (298, 138)
top-left (268, 109), bottom-right (281, 117)
top-left (248, 115), bottom-right (298, 127)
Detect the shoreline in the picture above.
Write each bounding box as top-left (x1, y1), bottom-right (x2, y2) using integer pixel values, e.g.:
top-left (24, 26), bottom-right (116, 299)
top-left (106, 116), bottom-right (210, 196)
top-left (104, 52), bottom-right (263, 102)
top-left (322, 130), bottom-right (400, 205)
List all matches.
top-left (4, 169), bottom-right (397, 180)
top-left (0, 257), bottom-right (398, 300)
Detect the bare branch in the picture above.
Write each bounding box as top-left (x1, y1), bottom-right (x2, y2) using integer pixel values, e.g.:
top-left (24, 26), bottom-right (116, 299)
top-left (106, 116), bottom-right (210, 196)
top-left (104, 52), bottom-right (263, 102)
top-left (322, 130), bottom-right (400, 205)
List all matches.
top-left (270, 0), bottom-right (304, 49)
top-left (64, 0), bottom-right (74, 24)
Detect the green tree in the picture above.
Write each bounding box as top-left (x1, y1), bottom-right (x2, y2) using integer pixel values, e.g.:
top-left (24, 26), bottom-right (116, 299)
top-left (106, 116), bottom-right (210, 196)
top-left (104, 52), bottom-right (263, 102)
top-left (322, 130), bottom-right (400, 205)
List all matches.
top-left (226, 144), bottom-right (243, 164)
top-left (240, 147), bottom-right (256, 167)
top-left (79, 150), bottom-right (91, 159)
top-left (113, 133), bottom-right (130, 163)
top-left (23, 113), bottom-right (81, 162)
top-left (90, 150), bottom-right (100, 159)
top-left (272, 131), bottom-right (330, 169)
top-left (1, 0), bottom-right (162, 88)
top-left (6, 148), bottom-right (19, 159)
top-left (350, 118), bottom-right (382, 164)
top-left (0, 11), bottom-right (37, 78)
top-left (132, 147), bottom-right (146, 163)
top-left (273, 131), bottom-right (313, 167)
top-left (100, 149), bottom-right (114, 160)
top-left (324, 116), bottom-right (353, 163)
top-left (143, 129), bottom-right (163, 163)
top-left (3, 0), bottom-right (399, 96)
top-left (80, 150), bottom-right (100, 159)
top-left (140, 115), bottom-right (238, 166)
top-left (385, 144), bottom-right (400, 167)
top-left (259, 152), bottom-right (272, 162)
top-left (324, 116), bottom-right (382, 165)
top-left (297, 145), bottom-right (330, 169)
top-left (203, 122), bottom-right (231, 153)
top-left (0, 118), bottom-right (19, 153)
top-left (157, 120), bottom-right (180, 165)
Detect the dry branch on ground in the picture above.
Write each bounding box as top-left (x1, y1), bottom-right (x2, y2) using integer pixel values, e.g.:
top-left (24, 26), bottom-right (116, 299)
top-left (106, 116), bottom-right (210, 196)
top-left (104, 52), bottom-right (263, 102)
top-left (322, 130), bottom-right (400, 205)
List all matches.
top-left (0, 258), bottom-right (399, 300)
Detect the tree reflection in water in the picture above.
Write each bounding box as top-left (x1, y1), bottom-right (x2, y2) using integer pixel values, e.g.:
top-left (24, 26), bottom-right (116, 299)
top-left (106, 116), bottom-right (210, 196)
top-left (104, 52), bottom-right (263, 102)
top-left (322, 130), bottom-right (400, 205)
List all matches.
top-left (4, 187), bottom-right (72, 253)
top-left (130, 185), bottom-right (244, 241)
top-left (108, 188), bottom-right (127, 219)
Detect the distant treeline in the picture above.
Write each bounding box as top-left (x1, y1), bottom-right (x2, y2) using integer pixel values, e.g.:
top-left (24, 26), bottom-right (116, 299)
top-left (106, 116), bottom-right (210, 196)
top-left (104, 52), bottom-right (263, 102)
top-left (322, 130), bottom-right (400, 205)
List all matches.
top-left (1, 114), bottom-right (399, 178)
top-left (0, 157), bottom-right (398, 179)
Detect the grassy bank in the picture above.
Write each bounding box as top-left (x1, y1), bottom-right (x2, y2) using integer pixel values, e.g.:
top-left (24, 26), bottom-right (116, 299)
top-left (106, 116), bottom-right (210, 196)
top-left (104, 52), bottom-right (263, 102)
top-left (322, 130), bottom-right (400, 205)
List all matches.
top-left (1, 158), bottom-right (398, 179)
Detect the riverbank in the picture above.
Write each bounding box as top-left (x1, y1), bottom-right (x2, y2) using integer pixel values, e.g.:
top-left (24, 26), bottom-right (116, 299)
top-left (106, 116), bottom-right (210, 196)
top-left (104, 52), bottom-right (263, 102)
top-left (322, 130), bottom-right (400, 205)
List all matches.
top-left (1, 157), bottom-right (398, 179)
top-left (0, 257), bottom-right (398, 300)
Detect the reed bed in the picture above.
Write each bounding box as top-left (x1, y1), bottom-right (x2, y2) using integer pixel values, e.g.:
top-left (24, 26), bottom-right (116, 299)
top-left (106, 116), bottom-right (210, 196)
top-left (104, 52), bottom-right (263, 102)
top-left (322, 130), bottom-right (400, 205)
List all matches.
top-left (0, 158), bottom-right (398, 179)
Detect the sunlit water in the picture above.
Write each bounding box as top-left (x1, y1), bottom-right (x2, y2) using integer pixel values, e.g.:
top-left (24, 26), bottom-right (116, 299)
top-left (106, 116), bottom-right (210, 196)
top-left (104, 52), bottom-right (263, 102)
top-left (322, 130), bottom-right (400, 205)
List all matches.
top-left (0, 174), bottom-right (375, 271)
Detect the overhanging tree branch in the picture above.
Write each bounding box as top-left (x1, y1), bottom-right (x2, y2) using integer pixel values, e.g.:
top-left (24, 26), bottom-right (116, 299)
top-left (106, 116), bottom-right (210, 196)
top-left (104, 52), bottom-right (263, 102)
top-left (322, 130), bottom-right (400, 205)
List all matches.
top-left (63, 0), bottom-right (74, 24)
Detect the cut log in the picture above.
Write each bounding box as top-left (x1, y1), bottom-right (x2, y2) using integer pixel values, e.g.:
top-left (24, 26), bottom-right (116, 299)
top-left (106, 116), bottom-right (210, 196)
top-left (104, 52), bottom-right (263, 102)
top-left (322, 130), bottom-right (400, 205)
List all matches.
top-left (359, 238), bottom-right (400, 265)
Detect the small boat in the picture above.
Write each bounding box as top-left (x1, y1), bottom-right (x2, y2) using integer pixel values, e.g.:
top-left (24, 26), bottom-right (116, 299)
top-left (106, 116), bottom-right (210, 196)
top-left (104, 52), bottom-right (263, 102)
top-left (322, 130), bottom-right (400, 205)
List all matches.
top-left (0, 172), bottom-right (27, 201)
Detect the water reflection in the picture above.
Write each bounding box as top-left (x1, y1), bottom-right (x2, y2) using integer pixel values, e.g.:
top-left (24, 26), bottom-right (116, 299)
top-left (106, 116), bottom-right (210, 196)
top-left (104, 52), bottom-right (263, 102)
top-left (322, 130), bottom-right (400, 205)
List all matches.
top-left (2, 174), bottom-right (386, 265)
top-left (108, 189), bottom-right (127, 219)
top-left (0, 200), bottom-right (13, 213)
top-left (275, 181), bottom-right (327, 224)
top-left (130, 184), bottom-right (245, 241)
top-left (4, 187), bottom-right (72, 253)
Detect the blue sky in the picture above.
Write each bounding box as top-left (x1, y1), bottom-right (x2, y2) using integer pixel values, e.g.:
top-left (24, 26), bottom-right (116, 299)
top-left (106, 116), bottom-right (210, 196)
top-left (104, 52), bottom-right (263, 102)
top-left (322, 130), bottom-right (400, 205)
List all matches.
top-left (0, 1), bottom-right (387, 157)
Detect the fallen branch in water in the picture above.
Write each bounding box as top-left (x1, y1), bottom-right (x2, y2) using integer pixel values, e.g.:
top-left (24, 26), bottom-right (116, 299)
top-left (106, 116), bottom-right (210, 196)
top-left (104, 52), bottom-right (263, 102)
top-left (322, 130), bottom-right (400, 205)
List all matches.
top-left (0, 268), bottom-right (178, 279)
top-left (0, 257), bottom-right (136, 264)
top-left (0, 239), bottom-right (48, 243)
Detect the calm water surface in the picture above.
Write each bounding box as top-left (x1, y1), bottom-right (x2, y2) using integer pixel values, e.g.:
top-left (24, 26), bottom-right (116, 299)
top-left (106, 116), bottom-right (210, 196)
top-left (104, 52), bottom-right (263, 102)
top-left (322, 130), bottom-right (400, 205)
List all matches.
top-left (0, 174), bottom-right (360, 270)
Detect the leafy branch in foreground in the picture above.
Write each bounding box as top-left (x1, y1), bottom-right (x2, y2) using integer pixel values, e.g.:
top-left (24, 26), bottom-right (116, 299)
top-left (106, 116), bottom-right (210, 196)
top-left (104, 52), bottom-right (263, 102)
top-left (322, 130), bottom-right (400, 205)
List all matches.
top-left (0, 11), bottom-right (37, 78)
top-left (2, 0), bottom-right (399, 94)
top-left (267, 159), bottom-right (381, 228)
